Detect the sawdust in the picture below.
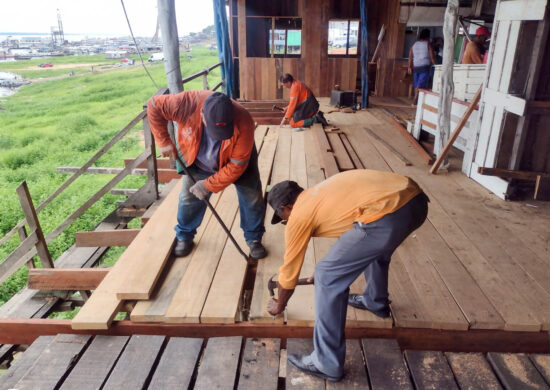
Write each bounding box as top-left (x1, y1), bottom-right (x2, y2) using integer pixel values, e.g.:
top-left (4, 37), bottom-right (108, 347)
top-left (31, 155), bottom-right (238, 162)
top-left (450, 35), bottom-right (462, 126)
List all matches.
top-left (501, 354), bottom-right (539, 388)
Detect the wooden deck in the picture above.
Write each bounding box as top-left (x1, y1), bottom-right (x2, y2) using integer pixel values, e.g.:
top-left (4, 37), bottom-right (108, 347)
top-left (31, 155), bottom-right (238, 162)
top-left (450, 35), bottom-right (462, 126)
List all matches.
top-left (1, 334), bottom-right (549, 389)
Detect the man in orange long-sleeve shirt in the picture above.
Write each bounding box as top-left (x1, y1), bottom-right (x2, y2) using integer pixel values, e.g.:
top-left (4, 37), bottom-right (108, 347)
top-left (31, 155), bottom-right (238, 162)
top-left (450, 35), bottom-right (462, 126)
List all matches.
top-left (147, 91), bottom-right (267, 259)
top-left (280, 73), bottom-right (328, 128)
top-left (266, 170), bottom-right (429, 381)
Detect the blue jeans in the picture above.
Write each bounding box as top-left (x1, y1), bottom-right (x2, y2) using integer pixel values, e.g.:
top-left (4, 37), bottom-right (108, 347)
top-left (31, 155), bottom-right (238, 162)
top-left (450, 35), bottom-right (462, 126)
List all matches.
top-left (175, 146), bottom-right (265, 243)
top-left (310, 193), bottom-right (429, 377)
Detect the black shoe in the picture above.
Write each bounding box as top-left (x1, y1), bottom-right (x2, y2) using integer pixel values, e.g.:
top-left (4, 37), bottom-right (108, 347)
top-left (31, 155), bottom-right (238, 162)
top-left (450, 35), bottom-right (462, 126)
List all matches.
top-left (174, 240), bottom-right (194, 257)
top-left (247, 240), bottom-right (268, 260)
top-left (315, 111), bottom-right (329, 127)
top-left (348, 294), bottom-right (391, 318)
top-left (287, 354), bottom-right (343, 382)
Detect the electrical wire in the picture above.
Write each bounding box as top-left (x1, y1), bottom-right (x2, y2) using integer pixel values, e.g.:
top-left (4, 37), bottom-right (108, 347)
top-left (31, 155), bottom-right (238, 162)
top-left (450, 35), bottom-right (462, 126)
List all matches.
top-left (120, 0), bottom-right (159, 89)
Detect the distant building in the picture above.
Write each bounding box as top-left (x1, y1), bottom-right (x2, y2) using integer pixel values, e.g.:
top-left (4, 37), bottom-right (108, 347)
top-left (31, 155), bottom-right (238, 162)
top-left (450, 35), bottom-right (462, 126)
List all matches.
top-left (105, 50), bottom-right (127, 59)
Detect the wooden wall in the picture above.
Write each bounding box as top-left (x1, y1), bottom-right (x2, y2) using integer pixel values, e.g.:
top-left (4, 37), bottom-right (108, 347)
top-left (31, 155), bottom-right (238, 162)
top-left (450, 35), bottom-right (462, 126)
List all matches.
top-left (234, 0), bottom-right (407, 100)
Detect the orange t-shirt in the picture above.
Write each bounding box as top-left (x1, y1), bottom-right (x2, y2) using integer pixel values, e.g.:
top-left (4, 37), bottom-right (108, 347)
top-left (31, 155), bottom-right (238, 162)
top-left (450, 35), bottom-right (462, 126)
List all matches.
top-left (278, 169), bottom-right (422, 289)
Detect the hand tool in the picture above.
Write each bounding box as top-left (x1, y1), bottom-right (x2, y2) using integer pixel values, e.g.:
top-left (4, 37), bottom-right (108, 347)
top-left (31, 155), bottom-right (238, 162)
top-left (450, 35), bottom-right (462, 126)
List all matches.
top-left (272, 105), bottom-right (285, 112)
top-left (267, 274), bottom-right (313, 297)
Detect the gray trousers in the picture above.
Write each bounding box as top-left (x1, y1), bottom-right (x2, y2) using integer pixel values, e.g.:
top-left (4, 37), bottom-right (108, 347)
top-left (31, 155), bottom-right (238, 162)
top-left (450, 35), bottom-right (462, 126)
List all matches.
top-left (311, 193), bottom-right (429, 377)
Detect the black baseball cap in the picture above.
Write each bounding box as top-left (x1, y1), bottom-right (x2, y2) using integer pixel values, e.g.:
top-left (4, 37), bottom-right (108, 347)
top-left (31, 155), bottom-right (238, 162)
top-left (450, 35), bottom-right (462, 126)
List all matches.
top-left (267, 180), bottom-right (304, 224)
top-left (203, 92), bottom-right (234, 140)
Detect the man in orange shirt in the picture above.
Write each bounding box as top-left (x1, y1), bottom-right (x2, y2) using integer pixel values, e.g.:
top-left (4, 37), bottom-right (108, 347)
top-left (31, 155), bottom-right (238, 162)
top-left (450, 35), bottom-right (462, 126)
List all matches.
top-left (462, 26), bottom-right (490, 64)
top-left (280, 73), bottom-right (328, 129)
top-left (147, 91), bottom-right (267, 259)
top-left (266, 170), bottom-right (428, 381)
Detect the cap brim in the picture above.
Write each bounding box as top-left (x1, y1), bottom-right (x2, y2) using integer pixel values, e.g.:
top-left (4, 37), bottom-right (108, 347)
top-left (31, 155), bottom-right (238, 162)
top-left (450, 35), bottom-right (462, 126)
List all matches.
top-left (205, 123), bottom-right (234, 140)
top-left (271, 212), bottom-right (283, 225)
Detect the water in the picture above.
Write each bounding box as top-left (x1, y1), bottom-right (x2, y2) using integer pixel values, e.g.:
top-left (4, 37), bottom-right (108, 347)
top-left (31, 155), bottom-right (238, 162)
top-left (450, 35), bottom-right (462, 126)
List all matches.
top-left (0, 71), bottom-right (23, 98)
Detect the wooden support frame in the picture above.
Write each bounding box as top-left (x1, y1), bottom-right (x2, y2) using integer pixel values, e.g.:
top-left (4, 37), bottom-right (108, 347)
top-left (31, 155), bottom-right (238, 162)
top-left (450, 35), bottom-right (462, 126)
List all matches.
top-left (477, 167), bottom-right (550, 180)
top-left (1, 319), bottom-right (549, 354)
top-left (27, 268), bottom-right (109, 291)
top-left (75, 229), bottom-right (140, 247)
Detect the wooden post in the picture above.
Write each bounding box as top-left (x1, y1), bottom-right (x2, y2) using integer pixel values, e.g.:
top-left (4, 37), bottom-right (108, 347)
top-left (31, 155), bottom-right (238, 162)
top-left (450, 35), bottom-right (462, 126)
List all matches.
top-left (202, 69), bottom-right (209, 90)
top-left (143, 116), bottom-right (159, 200)
top-left (17, 226), bottom-right (35, 269)
top-left (16, 182), bottom-right (53, 269)
top-left (436, 0), bottom-right (459, 166)
top-left (158, 0), bottom-right (182, 94)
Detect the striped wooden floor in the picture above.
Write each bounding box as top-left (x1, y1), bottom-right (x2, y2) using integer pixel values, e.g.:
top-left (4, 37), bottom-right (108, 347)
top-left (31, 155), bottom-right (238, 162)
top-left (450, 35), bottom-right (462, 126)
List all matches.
top-left (1, 334), bottom-right (549, 389)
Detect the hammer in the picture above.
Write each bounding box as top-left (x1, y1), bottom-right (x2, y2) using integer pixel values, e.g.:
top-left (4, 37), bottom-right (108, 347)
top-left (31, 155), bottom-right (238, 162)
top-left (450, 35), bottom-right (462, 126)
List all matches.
top-left (272, 105), bottom-right (285, 112)
top-left (268, 274), bottom-right (313, 297)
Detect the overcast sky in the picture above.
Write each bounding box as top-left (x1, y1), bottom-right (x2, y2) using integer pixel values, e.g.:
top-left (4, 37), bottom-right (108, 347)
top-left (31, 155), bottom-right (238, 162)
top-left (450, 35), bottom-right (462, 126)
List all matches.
top-left (0, 0), bottom-right (215, 37)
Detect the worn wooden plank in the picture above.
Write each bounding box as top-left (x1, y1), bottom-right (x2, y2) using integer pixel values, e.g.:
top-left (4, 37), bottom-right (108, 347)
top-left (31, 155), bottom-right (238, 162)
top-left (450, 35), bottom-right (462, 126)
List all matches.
top-left (75, 229), bottom-right (140, 247)
top-left (28, 268), bottom-right (109, 291)
top-left (286, 338), bottom-right (325, 390)
top-left (327, 132), bottom-right (355, 171)
top-left (362, 338), bottom-right (413, 390)
top-left (405, 350), bottom-right (459, 390)
top-left (60, 335), bottom-right (129, 390)
top-left (201, 130), bottom-right (278, 324)
top-left (238, 338), bottom-right (281, 390)
top-left (488, 352), bottom-right (550, 390)
top-left (312, 124), bottom-right (339, 177)
top-left (148, 337), bottom-right (203, 389)
top-left (327, 339), bottom-right (370, 389)
top-left (530, 354), bottom-right (550, 386)
top-left (102, 335), bottom-right (165, 390)
top-left (0, 336), bottom-right (54, 389)
top-left (15, 334), bottom-right (91, 390)
top-left (194, 336), bottom-right (242, 390)
top-left (445, 352), bottom-right (503, 390)
top-left (340, 134), bottom-right (363, 170)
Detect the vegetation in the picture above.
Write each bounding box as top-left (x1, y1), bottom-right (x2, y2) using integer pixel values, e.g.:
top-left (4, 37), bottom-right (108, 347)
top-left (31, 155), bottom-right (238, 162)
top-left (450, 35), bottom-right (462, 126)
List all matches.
top-left (0, 46), bottom-right (222, 309)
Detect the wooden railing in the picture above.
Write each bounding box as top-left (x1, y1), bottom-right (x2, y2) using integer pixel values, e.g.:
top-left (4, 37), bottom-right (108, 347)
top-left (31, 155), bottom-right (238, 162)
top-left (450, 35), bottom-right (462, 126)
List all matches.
top-left (182, 61), bottom-right (223, 91)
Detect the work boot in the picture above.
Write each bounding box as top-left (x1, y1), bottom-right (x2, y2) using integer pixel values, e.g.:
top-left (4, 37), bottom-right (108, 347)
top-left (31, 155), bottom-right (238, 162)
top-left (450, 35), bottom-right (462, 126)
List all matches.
top-left (287, 354), bottom-right (343, 382)
top-left (174, 240), bottom-right (194, 257)
top-left (247, 240), bottom-right (268, 260)
top-left (315, 111), bottom-right (329, 127)
top-left (348, 294), bottom-right (391, 318)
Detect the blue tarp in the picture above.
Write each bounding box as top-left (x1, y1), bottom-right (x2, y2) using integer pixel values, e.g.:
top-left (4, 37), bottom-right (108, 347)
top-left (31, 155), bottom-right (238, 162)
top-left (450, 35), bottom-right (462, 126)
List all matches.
top-left (213, 0), bottom-right (234, 97)
top-left (360, 0), bottom-right (369, 108)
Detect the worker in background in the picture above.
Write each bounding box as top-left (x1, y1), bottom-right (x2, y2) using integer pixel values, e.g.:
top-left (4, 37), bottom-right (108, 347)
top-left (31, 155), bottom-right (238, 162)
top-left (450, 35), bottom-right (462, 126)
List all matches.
top-left (462, 26), bottom-right (491, 64)
top-left (147, 91), bottom-right (267, 259)
top-left (408, 29), bottom-right (436, 105)
top-left (266, 170), bottom-right (429, 381)
top-left (280, 73), bottom-right (328, 129)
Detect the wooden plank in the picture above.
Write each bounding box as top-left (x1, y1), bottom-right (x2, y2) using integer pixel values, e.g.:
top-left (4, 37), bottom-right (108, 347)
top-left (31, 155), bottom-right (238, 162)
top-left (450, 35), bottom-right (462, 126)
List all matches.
top-left (249, 129), bottom-right (291, 324)
top-left (164, 187), bottom-right (239, 323)
top-left (102, 335), bottom-right (165, 390)
top-left (200, 130), bottom-right (278, 324)
top-left (487, 352), bottom-right (550, 390)
top-left (75, 229), bottom-right (140, 247)
top-left (141, 179), bottom-right (179, 225)
top-left (238, 338), bottom-right (281, 390)
top-left (364, 127), bottom-right (412, 166)
top-left (496, 0), bottom-right (548, 21)
top-left (15, 334), bottom-right (91, 390)
top-left (0, 231), bottom-right (39, 285)
top-left (326, 339), bottom-right (370, 389)
top-left (362, 338), bottom-right (413, 390)
top-left (60, 335), bottom-right (129, 390)
top-left (28, 268), bottom-right (109, 290)
top-left (286, 338), bottom-right (325, 390)
top-left (0, 336), bottom-right (54, 389)
top-left (327, 132), bottom-right (355, 171)
top-left (124, 157), bottom-right (171, 169)
top-left (340, 134), bottom-right (363, 170)
top-left (312, 124), bottom-right (339, 177)
top-left (71, 290), bottom-right (123, 330)
top-left (386, 115), bottom-right (434, 164)
top-left (478, 167), bottom-right (550, 180)
top-left (148, 337), bottom-right (203, 389)
top-left (422, 104), bottom-right (438, 114)
top-left (194, 336), bottom-right (242, 390)
top-left (530, 354), bottom-right (550, 385)
top-left (405, 350), bottom-right (459, 390)
top-left (420, 119), bottom-right (437, 129)
top-left (445, 352), bottom-right (503, 390)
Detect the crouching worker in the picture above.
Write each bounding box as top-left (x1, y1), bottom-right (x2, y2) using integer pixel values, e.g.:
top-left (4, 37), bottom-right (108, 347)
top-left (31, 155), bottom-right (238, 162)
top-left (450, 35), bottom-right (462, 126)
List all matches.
top-left (280, 73), bottom-right (328, 129)
top-left (147, 91), bottom-right (267, 259)
top-left (266, 170), bottom-right (429, 381)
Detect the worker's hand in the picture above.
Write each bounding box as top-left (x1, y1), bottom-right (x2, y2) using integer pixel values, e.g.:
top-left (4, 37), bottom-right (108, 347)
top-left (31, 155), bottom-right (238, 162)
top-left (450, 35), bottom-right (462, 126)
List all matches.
top-left (280, 117), bottom-right (288, 127)
top-left (189, 180), bottom-right (210, 200)
top-left (307, 273), bottom-right (314, 284)
top-left (267, 283), bottom-right (295, 316)
top-left (407, 67), bottom-right (412, 75)
top-left (159, 144), bottom-right (177, 160)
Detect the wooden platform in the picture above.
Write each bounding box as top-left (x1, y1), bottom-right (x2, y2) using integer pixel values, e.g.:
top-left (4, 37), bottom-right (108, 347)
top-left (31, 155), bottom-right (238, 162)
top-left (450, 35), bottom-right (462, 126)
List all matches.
top-left (2, 334), bottom-right (549, 389)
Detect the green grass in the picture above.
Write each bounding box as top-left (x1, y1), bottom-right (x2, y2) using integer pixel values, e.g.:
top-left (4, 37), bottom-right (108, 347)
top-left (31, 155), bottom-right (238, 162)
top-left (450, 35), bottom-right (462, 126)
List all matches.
top-left (0, 46), bottom-right (222, 307)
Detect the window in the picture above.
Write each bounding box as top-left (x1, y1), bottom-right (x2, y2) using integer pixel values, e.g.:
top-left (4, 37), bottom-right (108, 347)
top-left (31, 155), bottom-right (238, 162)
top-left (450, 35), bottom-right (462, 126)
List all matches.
top-left (247, 17), bottom-right (301, 57)
top-left (328, 20), bottom-right (359, 56)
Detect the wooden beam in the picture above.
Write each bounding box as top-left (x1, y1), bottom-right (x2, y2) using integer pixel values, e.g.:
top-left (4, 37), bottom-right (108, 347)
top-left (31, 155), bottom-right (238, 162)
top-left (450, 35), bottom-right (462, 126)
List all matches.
top-left (124, 158), bottom-right (171, 169)
top-left (420, 119), bottom-right (437, 130)
top-left (364, 127), bottom-right (412, 166)
top-left (27, 268), bottom-right (109, 290)
top-left (535, 176), bottom-right (550, 201)
top-left (56, 166), bottom-right (180, 183)
top-left (431, 86), bottom-right (482, 174)
top-left (1, 319), bottom-right (550, 354)
top-left (477, 167), bottom-right (550, 180)
top-left (312, 124), bottom-right (340, 177)
top-left (422, 104), bottom-right (438, 114)
top-left (387, 116), bottom-right (434, 164)
top-left (75, 229), bottom-right (140, 247)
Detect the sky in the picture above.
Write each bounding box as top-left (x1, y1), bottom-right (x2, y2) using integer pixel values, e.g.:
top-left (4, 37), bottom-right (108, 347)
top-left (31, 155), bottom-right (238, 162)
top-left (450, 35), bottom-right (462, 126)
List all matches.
top-left (0, 0), bottom-right (215, 37)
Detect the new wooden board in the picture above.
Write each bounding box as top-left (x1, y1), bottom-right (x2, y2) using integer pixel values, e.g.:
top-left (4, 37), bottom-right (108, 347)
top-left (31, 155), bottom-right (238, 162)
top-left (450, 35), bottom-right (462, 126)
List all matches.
top-left (238, 338), bottom-right (281, 390)
top-left (194, 336), bottom-right (243, 390)
top-left (148, 337), bottom-right (203, 389)
top-left (362, 338), bottom-right (413, 390)
top-left (27, 268), bottom-right (109, 291)
top-left (102, 335), bottom-right (165, 390)
top-left (60, 335), bottom-right (129, 390)
top-left (405, 350), bottom-right (459, 390)
top-left (327, 132), bottom-right (355, 171)
top-left (445, 352), bottom-right (502, 390)
top-left (312, 124), bottom-right (339, 177)
top-left (488, 352), bottom-right (550, 390)
top-left (75, 229), bottom-right (140, 247)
